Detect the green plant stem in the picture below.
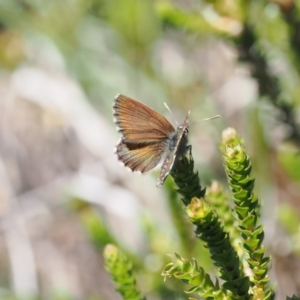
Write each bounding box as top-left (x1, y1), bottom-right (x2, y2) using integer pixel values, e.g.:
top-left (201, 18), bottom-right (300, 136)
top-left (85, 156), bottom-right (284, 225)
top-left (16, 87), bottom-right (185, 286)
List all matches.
top-left (221, 128), bottom-right (274, 300)
top-left (103, 244), bottom-right (146, 300)
top-left (162, 253), bottom-right (228, 299)
top-left (186, 197), bottom-right (250, 298)
top-left (170, 156), bottom-right (250, 298)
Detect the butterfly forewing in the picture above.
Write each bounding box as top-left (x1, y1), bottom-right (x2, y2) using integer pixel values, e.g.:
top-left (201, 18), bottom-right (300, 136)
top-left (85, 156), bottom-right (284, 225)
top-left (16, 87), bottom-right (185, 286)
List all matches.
top-left (113, 94), bottom-right (175, 143)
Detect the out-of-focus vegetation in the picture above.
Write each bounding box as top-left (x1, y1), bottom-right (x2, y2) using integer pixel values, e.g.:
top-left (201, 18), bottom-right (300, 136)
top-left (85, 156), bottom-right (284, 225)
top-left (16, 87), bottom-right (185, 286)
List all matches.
top-left (0, 0), bottom-right (300, 299)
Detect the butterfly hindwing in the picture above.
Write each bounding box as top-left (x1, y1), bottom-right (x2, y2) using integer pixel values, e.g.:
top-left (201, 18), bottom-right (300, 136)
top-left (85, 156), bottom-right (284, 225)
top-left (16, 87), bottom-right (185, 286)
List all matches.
top-left (116, 139), bottom-right (166, 173)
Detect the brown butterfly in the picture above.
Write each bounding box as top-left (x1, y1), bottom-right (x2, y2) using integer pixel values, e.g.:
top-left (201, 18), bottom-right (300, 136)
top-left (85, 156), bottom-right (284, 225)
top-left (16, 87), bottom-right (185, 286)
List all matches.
top-left (113, 94), bottom-right (219, 187)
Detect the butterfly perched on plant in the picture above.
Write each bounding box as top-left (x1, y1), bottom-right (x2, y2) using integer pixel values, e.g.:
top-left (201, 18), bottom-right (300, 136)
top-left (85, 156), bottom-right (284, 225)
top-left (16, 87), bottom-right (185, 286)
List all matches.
top-left (113, 94), bottom-right (219, 187)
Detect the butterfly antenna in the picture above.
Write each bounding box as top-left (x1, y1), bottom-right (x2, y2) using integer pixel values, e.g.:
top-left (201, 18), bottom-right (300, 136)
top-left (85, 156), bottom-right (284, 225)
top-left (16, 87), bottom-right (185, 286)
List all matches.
top-left (164, 102), bottom-right (178, 126)
top-left (191, 115), bottom-right (220, 125)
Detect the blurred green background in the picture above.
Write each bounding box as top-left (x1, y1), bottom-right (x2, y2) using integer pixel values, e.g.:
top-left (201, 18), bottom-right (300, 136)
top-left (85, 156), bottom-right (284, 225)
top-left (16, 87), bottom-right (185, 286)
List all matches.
top-left (0, 0), bottom-right (300, 299)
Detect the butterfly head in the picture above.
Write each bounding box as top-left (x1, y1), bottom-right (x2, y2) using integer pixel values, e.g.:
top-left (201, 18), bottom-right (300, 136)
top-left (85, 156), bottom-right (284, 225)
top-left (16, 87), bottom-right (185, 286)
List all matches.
top-left (177, 111), bottom-right (190, 131)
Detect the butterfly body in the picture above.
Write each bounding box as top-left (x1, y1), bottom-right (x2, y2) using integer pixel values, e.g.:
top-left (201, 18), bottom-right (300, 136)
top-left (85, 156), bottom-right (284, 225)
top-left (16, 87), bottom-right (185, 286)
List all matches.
top-left (113, 94), bottom-right (190, 187)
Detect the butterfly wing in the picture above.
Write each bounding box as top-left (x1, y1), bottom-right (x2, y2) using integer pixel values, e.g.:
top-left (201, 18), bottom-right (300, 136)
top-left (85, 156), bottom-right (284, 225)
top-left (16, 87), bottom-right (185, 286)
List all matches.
top-left (116, 139), bottom-right (166, 173)
top-left (113, 94), bottom-right (175, 143)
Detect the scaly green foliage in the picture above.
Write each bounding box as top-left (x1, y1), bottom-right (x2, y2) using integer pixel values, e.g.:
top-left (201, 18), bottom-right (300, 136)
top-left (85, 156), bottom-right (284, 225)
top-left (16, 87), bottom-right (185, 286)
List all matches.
top-left (185, 197), bottom-right (250, 298)
top-left (205, 181), bottom-right (237, 237)
top-left (221, 128), bottom-right (274, 299)
top-left (170, 153), bottom-right (250, 298)
top-left (171, 155), bottom-right (206, 206)
top-left (160, 127), bottom-right (276, 299)
top-left (103, 244), bottom-right (146, 300)
top-left (162, 253), bottom-right (226, 299)
top-left (102, 127), bottom-right (300, 299)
